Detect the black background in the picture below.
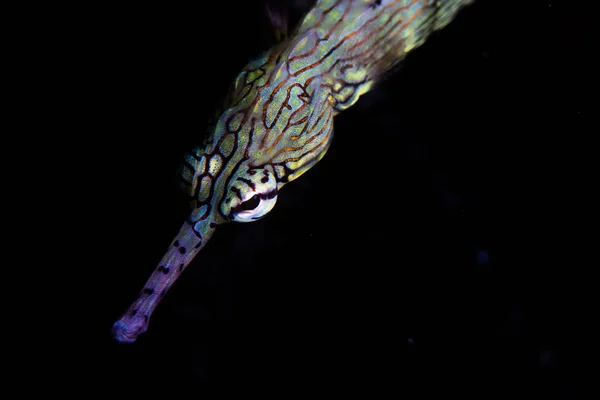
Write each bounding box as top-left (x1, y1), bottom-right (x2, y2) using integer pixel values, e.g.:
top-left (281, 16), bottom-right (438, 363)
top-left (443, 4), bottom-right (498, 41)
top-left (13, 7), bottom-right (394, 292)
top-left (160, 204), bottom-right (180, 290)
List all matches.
top-left (23, 0), bottom-right (590, 397)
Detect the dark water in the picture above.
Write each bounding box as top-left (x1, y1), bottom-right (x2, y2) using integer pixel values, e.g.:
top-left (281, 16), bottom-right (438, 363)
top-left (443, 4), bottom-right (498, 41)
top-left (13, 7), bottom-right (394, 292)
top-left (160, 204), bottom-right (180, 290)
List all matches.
top-left (34, 0), bottom-right (588, 397)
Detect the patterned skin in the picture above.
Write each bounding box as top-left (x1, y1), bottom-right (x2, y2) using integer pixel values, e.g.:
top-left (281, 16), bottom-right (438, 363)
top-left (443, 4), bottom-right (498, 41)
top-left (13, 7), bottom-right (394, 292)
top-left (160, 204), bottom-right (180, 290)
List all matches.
top-left (112, 0), bottom-right (474, 343)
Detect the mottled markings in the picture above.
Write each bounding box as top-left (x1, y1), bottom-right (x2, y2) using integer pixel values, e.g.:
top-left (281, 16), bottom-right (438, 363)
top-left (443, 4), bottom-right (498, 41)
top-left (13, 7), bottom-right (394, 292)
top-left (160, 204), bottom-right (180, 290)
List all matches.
top-left (246, 68), bottom-right (264, 85)
top-left (231, 186), bottom-right (243, 200)
top-left (275, 136), bottom-right (323, 162)
top-left (274, 164), bottom-right (290, 183)
top-left (191, 174), bottom-right (203, 200)
top-left (342, 2), bottom-right (425, 67)
top-left (243, 119), bottom-right (255, 158)
top-left (317, 2), bottom-right (350, 39)
top-left (179, 0), bottom-right (468, 246)
top-left (333, 79), bottom-right (369, 109)
top-left (189, 204), bottom-right (209, 224)
top-left (346, 1), bottom-right (402, 53)
top-left (338, 86), bottom-right (356, 102)
top-left (287, 31), bottom-right (319, 67)
top-left (227, 111), bottom-right (246, 133)
top-left (297, 0), bottom-right (346, 45)
top-left (307, 104), bottom-right (329, 134)
top-left (292, 34), bottom-right (351, 77)
top-left (260, 189), bottom-right (277, 201)
top-left (232, 85), bottom-right (252, 108)
top-left (180, 160), bottom-right (196, 185)
top-left (186, 216), bottom-right (205, 243)
top-left (265, 82), bottom-right (307, 131)
top-left (230, 56), bottom-right (276, 109)
top-left (218, 155), bottom-right (253, 220)
top-left (188, 149), bottom-right (203, 162)
top-left (288, 116), bottom-right (312, 141)
top-left (157, 265), bottom-right (169, 274)
top-left (181, 149), bottom-right (209, 198)
top-left (277, 119), bottom-right (332, 165)
top-left (295, 0), bottom-right (420, 80)
top-left (184, 1), bottom-right (421, 185)
top-left (208, 154), bottom-right (223, 176)
top-left (288, 116), bottom-right (309, 139)
top-left (237, 177), bottom-right (256, 191)
top-left (198, 175), bottom-right (213, 202)
top-left (219, 134), bottom-right (236, 158)
top-left (264, 86), bottom-right (311, 151)
top-left (340, 63), bottom-right (353, 74)
top-left (264, 79), bottom-right (289, 129)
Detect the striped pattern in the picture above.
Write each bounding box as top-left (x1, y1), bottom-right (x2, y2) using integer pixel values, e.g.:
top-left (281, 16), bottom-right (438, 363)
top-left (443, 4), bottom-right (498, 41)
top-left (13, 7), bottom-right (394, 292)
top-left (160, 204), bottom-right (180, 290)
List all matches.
top-left (113, 0), bottom-right (474, 343)
top-left (181, 0), bottom-right (474, 212)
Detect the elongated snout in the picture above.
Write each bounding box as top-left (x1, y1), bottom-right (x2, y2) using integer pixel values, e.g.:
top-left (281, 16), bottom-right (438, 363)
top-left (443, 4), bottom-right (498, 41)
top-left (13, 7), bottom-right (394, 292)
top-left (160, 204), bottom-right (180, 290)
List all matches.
top-left (112, 217), bottom-right (216, 343)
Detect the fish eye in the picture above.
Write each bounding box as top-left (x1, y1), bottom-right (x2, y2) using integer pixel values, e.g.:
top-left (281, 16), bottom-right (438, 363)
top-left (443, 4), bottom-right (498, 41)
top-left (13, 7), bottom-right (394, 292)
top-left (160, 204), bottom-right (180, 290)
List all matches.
top-left (239, 194), bottom-right (260, 211)
top-left (231, 191), bottom-right (277, 222)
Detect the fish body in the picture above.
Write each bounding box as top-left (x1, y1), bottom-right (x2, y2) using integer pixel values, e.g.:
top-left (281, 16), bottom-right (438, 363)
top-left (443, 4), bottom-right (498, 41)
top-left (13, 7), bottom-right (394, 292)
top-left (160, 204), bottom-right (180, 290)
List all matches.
top-left (112, 0), bottom-right (474, 343)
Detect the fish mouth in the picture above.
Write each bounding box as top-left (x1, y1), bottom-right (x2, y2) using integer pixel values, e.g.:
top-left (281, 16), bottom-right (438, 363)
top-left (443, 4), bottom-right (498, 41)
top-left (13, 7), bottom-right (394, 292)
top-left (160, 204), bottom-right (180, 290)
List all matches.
top-left (111, 319), bottom-right (145, 344)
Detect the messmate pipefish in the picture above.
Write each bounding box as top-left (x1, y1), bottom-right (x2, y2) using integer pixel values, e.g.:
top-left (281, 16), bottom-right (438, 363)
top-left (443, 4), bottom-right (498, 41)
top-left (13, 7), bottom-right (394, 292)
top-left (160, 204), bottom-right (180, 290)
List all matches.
top-left (112, 0), bottom-right (475, 343)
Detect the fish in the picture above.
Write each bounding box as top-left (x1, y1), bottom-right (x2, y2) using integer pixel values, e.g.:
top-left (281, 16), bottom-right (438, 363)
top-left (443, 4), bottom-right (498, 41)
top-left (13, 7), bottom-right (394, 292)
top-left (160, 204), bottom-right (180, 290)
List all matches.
top-left (112, 0), bottom-right (475, 343)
